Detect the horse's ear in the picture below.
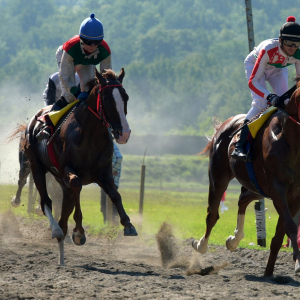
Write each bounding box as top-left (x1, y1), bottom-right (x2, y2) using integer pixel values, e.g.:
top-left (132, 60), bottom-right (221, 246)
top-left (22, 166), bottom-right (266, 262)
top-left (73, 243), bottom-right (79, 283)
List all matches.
top-left (97, 69), bottom-right (107, 86)
top-left (117, 68), bottom-right (125, 84)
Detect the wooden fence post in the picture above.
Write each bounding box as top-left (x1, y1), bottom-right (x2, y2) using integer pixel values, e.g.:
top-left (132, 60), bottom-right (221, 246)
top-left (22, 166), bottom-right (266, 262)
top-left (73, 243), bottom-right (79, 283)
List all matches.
top-left (139, 148), bottom-right (147, 217)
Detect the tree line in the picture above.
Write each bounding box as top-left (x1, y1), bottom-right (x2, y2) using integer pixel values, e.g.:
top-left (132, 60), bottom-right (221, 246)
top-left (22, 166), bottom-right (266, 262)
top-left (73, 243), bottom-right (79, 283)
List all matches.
top-left (0, 0), bottom-right (299, 135)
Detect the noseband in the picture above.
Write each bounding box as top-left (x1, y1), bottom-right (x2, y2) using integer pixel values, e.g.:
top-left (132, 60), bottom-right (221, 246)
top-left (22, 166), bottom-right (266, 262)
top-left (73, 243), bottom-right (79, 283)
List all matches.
top-left (87, 84), bottom-right (123, 128)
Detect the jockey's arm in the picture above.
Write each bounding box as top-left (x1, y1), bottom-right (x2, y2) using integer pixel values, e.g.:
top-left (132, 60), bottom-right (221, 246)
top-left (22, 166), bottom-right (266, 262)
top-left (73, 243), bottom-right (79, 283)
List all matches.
top-left (59, 51), bottom-right (80, 98)
top-left (99, 55), bottom-right (112, 73)
top-left (248, 51), bottom-right (270, 99)
top-left (295, 60), bottom-right (300, 78)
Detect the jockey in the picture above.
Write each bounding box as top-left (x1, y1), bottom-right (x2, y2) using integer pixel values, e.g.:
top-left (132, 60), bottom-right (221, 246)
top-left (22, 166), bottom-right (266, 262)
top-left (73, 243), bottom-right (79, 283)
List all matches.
top-left (232, 16), bottom-right (300, 161)
top-left (38, 46), bottom-right (123, 186)
top-left (60, 12), bottom-right (111, 104)
top-left (37, 13), bottom-right (111, 140)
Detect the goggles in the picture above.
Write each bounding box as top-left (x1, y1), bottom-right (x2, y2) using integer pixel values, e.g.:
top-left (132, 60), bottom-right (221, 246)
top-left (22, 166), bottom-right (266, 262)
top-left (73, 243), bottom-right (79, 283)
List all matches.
top-left (282, 39), bottom-right (300, 48)
top-left (81, 38), bottom-right (103, 46)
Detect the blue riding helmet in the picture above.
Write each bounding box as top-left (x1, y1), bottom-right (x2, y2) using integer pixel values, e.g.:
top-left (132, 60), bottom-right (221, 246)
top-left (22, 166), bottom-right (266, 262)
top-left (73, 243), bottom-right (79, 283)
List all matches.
top-left (79, 13), bottom-right (104, 40)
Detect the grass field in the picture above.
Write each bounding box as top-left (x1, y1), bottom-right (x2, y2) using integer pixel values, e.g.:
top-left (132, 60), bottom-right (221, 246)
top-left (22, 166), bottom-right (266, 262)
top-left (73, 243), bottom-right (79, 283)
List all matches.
top-left (0, 183), bottom-right (291, 252)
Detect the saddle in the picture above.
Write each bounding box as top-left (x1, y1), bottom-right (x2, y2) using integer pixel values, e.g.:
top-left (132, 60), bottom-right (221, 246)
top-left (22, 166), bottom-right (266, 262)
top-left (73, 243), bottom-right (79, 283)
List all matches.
top-left (247, 106), bottom-right (278, 139)
top-left (37, 100), bottom-right (79, 131)
top-left (244, 106), bottom-right (278, 198)
top-left (34, 100), bottom-right (80, 173)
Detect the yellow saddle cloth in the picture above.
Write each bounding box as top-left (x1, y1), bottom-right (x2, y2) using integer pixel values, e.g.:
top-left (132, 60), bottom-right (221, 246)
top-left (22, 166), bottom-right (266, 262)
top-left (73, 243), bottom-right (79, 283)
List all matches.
top-left (47, 100), bottom-right (79, 126)
top-left (248, 106), bottom-right (278, 138)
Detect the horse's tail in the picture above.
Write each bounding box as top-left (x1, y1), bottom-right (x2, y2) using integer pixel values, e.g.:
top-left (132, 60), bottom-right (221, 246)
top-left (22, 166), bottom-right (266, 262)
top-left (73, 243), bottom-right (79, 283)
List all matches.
top-left (6, 122), bottom-right (27, 147)
top-left (199, 117), bottom-right (223, 157)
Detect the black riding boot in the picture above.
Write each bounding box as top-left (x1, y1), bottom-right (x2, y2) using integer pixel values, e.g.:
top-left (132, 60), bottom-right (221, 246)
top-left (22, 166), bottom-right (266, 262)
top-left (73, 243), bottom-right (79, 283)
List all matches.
top-left (231, 119), bottom-right (250, 162)
top-left (36, 97), bottom-right (69, 141)
top-left (50, 96), bottom-right (69, 112)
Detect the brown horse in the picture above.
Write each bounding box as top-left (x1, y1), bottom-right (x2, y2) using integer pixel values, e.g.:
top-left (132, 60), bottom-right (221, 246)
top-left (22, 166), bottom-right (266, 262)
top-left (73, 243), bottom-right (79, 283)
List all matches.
top-left (15, 68), bottom-right (137, 265)
top-left (192, 81), bottom-right (300, 276)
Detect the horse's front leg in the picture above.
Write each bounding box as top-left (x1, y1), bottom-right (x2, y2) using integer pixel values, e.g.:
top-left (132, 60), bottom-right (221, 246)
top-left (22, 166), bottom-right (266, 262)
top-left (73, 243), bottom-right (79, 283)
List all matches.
top-left (264, 216), bottom-right (285, 277)
top-left (226, 187), bottom-right (259, 251)
top-left (96, 171), bottom-right (138, 236)
top-left (193, 181), bottom-right (227, 254)
top-left (270, 182), bottom-right (300, 274)
top-left (63, 165), bottom-right (85, 245)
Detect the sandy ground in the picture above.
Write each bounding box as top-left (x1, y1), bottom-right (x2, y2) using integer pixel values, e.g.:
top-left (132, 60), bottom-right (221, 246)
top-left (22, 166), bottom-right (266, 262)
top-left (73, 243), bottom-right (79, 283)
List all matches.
top-left (0, 211), bottom-right (300, 300)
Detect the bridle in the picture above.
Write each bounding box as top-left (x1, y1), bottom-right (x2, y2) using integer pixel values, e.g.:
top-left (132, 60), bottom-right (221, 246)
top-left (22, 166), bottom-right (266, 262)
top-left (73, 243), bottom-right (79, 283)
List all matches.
top-left (86, 84), bottom-right (124, 128)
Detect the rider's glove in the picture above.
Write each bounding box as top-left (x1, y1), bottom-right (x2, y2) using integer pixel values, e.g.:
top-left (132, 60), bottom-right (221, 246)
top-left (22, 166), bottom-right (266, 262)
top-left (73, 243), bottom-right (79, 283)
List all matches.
top-left (77, 92), bottom-right (89, 102)
top-left (267, 93), bottom-right (284, 109)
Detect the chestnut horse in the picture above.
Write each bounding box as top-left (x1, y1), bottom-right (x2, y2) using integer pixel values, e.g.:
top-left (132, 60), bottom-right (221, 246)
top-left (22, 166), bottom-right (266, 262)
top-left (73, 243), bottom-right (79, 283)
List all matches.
top-left (192, 82), bottom-right (300, 276)
top-left (15, 68), bottom-right (137, 265)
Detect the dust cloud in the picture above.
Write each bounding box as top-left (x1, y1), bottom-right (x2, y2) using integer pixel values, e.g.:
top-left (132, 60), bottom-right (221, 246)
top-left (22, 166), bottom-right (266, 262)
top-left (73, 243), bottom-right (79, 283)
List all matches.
top-left (0, 83), bottom-right (44, 184)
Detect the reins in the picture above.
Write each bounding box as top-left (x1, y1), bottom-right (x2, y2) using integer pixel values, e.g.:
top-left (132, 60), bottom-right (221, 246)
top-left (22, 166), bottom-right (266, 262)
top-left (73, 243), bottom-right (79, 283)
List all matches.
top-left (87, 84), bottom-right (122, 128)
top-left (47, 84), bottom-right (123, 145)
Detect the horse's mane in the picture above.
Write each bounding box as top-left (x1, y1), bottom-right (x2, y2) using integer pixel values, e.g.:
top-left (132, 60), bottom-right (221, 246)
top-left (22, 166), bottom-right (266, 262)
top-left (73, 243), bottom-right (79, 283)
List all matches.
top-left (296, 76), bottom-right (300, 87)
top-left (86, 69), bottom-right (117, 91)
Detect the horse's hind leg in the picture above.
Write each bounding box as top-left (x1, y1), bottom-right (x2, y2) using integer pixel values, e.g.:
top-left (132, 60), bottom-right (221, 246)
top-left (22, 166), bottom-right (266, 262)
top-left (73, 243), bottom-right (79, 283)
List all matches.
top-left (226, 186), bottom-right (260, 251)
top-left (193, 163), bottom-right (231, 254)
top-left (11, 150), bottom-right (31, 207)
top-left (30, 159), bottom-right (63, 239)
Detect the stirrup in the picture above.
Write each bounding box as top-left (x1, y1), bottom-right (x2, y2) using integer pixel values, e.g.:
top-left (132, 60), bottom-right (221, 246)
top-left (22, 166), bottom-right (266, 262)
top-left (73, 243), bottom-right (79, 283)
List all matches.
top-left (231, 148), bottom-right (251, 162)
top-left (36, 128), bottom-right (51, 141)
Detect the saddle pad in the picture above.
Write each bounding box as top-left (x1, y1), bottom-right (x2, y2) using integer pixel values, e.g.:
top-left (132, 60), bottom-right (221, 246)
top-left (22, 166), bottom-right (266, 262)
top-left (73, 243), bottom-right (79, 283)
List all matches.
top-left (47, 100), bottom-right (79, 127)
top-left (248, 106), bottom-right (278, 138)
top-left (35, 139), bottom-right (59, 173)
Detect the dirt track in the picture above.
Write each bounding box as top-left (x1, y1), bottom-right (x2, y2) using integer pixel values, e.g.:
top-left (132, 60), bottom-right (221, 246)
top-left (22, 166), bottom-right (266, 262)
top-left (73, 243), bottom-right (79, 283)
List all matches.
top-left (0, 211), bottom-right (300, 300)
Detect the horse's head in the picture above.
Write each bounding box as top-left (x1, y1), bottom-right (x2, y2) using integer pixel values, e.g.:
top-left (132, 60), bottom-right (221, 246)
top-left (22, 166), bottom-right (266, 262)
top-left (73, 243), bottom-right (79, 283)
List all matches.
top-left (285, 76), bottom-right (300, 120)
top-left (90, 68), bottom-right (130, 144)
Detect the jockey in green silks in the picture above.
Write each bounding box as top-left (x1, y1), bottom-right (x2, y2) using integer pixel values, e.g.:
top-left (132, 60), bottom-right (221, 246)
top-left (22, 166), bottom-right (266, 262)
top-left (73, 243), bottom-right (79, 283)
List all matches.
top-left (37, 13), bottom-right (112, 140)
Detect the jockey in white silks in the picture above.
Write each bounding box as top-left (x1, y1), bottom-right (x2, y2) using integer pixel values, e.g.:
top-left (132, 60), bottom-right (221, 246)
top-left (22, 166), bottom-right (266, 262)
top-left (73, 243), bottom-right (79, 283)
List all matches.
top-left (231, 16), bottom-right (300, 162)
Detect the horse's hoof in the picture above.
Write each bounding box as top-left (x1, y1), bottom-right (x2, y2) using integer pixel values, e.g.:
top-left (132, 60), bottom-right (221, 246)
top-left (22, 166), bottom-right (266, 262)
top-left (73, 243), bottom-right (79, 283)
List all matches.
top-left (72, 232), bottom-right (86, 246)
top-left (192, 239), bottom-right (198, 250)
top-left (192, 238), bottom-right (207, 254)
top-left (124, 225), bottom-right (138, 236)
top-left (11, 196), bottom-right (21, 207)
top-left (226, 236), bottom-right (237, 251)
top-left (295, 261), bottom-right (300, 274)
top-left (35, 205), bottom-right (44, 216)
top-left (52, 227), bottom-right (64, 239)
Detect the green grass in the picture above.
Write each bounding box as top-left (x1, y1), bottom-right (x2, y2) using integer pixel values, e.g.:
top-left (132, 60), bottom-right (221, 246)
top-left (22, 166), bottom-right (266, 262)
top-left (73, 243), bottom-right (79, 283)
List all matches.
top-left (0, 184), bottom-right (291, 252)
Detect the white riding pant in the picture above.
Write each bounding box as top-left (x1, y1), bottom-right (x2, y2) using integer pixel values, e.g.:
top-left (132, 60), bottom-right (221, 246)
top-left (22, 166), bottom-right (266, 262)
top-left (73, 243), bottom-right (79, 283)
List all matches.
top-left (244, 55), bottom-right (288, 120)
